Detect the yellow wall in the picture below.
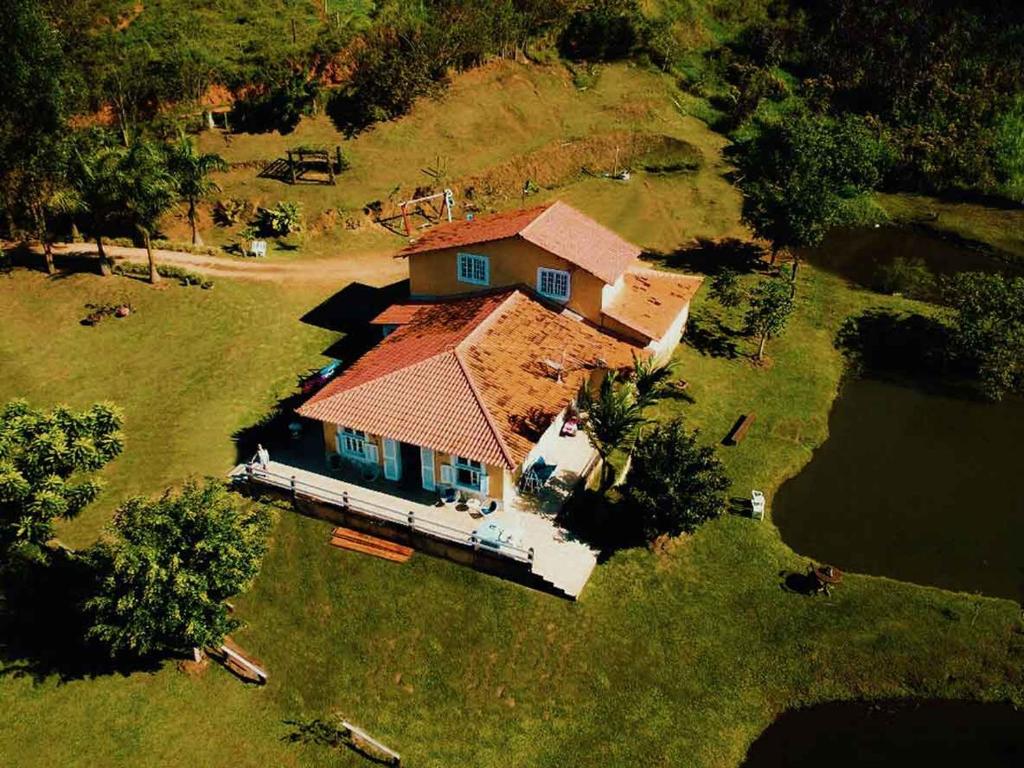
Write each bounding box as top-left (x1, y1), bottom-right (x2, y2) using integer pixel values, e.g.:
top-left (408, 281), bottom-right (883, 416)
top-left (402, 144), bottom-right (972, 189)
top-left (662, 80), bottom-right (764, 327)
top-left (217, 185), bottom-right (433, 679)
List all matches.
top-left (322, 422), bottom-right (507, 504)
top-left (407, 236), bottom-right (609, 323)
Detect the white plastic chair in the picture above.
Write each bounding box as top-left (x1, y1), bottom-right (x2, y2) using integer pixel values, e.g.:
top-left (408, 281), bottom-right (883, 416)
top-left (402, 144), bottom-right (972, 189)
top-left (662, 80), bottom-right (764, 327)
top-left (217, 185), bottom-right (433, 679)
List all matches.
top-left (751, 490), bottom-right (765, 520)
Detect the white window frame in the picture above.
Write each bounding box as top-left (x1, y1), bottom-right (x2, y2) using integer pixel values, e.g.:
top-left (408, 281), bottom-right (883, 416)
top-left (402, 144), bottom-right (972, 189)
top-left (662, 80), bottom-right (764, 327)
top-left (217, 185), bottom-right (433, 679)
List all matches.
top-left (339, 427), bottom-right (369, 461)
top-left (452, 456), bottom-right (484, 492)
top-left (536, 267), bottom-right (571, 302)
top-left (457, 252), bottom-right (490, 287)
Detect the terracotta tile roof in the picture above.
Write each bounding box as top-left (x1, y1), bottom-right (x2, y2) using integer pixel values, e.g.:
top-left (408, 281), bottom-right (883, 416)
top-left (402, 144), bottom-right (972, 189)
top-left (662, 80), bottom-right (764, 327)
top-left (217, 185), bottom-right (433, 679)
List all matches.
top-left (297, 290), bottom-right (643, 469)
top-left (398, 201), bottom-right (641, 285)
top-left (602, 268), bottom-right (704, 342)
top-left (369, 304), bottom-right (425, 326)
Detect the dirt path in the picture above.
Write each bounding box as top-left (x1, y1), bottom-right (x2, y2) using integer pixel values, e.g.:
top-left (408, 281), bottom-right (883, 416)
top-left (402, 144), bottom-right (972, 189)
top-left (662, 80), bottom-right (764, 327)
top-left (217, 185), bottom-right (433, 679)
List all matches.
top-left (38, 242), bottom-right (408, 287)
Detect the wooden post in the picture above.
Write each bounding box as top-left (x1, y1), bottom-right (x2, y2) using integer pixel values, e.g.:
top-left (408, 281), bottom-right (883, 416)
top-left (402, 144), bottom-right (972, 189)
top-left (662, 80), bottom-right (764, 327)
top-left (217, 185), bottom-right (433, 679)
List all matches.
top-left (287, 151), bottom-right (296, 185)
top-left (327, 150), bottom-right (335, 185)
top-left (400, 203), bottom-right (412, 238)
top-left (291, 18), bottom-right (297, 44)
top-left (342, 490), bottom-right (349, 508)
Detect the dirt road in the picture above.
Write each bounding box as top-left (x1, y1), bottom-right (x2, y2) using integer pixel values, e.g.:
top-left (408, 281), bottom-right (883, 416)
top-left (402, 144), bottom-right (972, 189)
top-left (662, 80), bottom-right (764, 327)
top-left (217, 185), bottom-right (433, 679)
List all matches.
top-left (32, 242), bottom-right (408, 287)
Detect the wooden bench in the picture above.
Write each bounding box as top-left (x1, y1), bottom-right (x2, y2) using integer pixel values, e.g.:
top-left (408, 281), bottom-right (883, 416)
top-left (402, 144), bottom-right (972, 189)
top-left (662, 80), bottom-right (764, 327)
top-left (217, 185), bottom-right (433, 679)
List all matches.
top-left (724, 412), bottom-right (756, 445)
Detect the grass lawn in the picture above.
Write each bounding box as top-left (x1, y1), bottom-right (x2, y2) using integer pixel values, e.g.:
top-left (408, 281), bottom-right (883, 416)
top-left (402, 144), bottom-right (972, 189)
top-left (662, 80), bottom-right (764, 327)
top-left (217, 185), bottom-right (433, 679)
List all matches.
top-left (1, 60), bottom-right (1022, 767)
top-left (1, 262), bottom-right (1021, 768)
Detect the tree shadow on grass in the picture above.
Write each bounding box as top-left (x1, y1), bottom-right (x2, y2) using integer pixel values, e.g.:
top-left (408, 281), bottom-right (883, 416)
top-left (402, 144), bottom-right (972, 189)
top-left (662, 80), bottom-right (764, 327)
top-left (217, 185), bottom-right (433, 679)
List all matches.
top-left (647, 237), bottom-right (771, 275)
top-left (555, 490), bottom-right (645, 562)
top-left (685, 309), bottom-right (743, 359)
top-left (0, 552), bottom-right (161, 684)
top-left (778, 569), bottom-right (820, 596)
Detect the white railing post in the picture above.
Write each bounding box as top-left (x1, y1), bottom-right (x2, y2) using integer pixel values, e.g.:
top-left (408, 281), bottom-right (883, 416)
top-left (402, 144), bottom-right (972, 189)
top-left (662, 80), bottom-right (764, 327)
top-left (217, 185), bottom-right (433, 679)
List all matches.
top-left (528, 547), bottom-right (534, 563)
top-left (471, 534), bottom-right (479, 551)
top-left (342, 490), bottom-right (349, 508)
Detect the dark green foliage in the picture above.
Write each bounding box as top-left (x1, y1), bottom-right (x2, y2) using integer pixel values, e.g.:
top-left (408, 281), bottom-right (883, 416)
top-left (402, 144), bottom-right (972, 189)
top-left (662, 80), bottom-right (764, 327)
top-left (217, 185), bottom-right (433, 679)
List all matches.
top-left (735, 111), bottom-right (888, 263)
top-left (631, 353), bottom-right (674, 403)
top-left (0, 0), bottom-right (70, 239)
top-left (0, 400), bottom-right (123, 558)
top-left (744, 277), bottom-right (795, 360)
top-left (576, 371), bottom-right (648, 487)
top-left (623, 419), bottom-right (729, 541)
top-left (943, 272), bottom-right (1024, 401)
top-left (792, 0), bottom-right (1024, 196)
top-left (257, 201), bottom-right (303, 236)
top-left (835, 308), bottom-right (952, 381)
top-left (87, 479), bottom-right (273, 658)
top-left (559, 0), bottom-right (643, 61)
top-left (710, 268), bottom-right (743, 308)
top-left (231, 74), bottom-right (320, 135)
top-left (327, 26), bottom-right (449, 136)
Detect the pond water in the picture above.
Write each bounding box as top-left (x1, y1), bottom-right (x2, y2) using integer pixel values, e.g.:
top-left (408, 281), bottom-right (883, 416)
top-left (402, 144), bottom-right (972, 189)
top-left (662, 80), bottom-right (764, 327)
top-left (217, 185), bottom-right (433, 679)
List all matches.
top-left (773, 376), bottom-right (1024, 601)
top-left (742, 699), bottom-right (1024, 767)
top-left (804, 225), bottom-right (1023, 291)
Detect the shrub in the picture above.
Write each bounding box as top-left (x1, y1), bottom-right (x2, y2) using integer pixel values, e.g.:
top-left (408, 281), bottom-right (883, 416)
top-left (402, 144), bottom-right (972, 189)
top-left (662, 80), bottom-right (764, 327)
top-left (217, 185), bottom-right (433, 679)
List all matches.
top-left (623, 419), bottom-right (729, 541)
top-left (213, 198), bottom-right (251, 227)
top-left (230, 74), bottom-right (319, 135)
top-left (559, 0), bottom-right (644, 61)
top-left (256, 201), bottom-right (303, 236)
top-left (710, 268), bottom-right (744, 308)
top-left (114, 261), bottom-right (213, 288)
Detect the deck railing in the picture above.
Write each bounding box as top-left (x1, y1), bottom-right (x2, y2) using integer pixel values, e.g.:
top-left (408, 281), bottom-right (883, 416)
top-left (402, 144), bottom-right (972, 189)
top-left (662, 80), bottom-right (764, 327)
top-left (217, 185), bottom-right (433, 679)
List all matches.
top-left (237, 464), bottom-right (534, 564)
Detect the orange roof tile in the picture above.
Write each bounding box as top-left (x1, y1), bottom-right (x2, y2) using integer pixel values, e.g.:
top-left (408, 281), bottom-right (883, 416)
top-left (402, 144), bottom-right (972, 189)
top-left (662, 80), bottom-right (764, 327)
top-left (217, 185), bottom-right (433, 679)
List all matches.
top-left (369, 304), bottom-right (425, 326)
top-left (297, 290), bottom-right (643, 469)
top-left (602, 268), bottom-right (703, 342)
top-left (398, 201), bottom-right (641, 285)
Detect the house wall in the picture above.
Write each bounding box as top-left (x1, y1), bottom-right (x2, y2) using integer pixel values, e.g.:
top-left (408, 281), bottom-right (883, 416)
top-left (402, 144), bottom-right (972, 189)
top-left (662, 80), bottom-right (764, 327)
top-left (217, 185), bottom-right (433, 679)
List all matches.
top-left (407, 237), bottom-right (609, 323)
top-left (321, 422), bottom-right (508, 507)
top-left (647, 302), bottom-right (692, 364)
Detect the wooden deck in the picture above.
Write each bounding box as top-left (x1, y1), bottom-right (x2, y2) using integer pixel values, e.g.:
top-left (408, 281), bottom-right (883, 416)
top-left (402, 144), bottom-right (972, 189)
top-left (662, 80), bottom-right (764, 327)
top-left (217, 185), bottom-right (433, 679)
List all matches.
top-left (230, 460), bottom-right (598, 599)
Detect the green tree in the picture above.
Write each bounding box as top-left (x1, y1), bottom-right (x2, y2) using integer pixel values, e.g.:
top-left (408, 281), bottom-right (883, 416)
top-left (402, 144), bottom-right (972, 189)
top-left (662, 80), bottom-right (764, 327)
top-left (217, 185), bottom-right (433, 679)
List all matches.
top-left (0, 400), bottom-right (123, 560)
top-left (709, 268), bottom-right (743, 308)
top-left (166, 129), bottom-right (227, 245)
top-left (631, 352), bottom-right (674, 404)
top-left (943, 272), bottom-right (1024, 401)
top-left (575, 371), bottom-right (648, 489)
top-left (87, 479), bottom-right (273, 660)
top-left (744, 277), bottom-right (795, 361)
top-left (67, 136), bottom-right (128, 276)
top-left (623, 419), bottom-right (729, 541)
top-left (736, 112), bottom-right (887, 277)
top-left (121, 139), bottom-right (178, 283)
top-left (0, 0), bottom-right (69, 240)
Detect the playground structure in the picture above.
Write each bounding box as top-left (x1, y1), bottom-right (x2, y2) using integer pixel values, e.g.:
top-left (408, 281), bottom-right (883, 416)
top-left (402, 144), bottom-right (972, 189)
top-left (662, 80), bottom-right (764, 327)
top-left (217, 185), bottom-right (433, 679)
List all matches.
top-left (399, 189), bottom-right (454, 237)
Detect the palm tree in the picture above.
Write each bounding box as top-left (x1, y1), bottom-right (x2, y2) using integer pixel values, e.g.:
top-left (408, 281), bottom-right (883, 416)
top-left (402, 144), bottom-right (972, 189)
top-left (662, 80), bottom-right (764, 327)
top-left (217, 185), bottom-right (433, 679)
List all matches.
top-left (68, 140), bottom-right (127, 276)
top-left (631, 352), bottom-right (675, 407)
top-left (575, 371), bottom-right (648, 489)
top-left (121, 139), bottom-right (177, 283)
top-left (166, 128), bottom-right (226, 246)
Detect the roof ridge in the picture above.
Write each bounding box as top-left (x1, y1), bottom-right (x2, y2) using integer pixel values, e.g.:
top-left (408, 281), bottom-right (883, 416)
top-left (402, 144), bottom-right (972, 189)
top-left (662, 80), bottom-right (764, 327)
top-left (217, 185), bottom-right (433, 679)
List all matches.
top-left (518, 200), bottom-right (559, 239)
top-left (458, 289), bottom-right (523, 349)
top-left (452, 347), bottom-right (516, 470)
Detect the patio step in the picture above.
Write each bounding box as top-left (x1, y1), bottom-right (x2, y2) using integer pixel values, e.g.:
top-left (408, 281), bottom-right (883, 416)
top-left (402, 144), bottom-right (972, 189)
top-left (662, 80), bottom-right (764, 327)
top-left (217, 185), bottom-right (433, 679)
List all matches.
top-left (330, 528), bottom-right (413, 563)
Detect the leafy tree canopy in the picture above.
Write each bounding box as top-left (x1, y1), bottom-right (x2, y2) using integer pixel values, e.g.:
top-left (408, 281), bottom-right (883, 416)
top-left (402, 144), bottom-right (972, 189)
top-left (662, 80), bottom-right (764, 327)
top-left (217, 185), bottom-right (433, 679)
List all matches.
top-left (745, 277), bottom-right (795, 361)
top-left (943, 272), bottom-right (1024, 401)
top-left (735, 110), bottom-right (889, 253)
top-left (623, 418), bottom-right (730, 541)
top-left (87, 479), bottom-right (273, 658)
top-left (0, 400), bottom-right (123, 559)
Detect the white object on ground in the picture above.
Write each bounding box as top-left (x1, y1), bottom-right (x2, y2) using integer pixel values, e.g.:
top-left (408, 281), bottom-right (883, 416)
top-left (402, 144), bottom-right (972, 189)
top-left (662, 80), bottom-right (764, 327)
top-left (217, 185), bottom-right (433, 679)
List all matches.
top-left (751, 490), bottom-right (765, 520)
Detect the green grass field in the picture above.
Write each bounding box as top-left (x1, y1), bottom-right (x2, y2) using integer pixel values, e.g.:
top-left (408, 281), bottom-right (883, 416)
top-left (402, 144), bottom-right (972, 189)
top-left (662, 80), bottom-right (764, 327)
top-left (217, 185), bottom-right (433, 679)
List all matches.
top-left (1, 61), bottom-right (1022, 768)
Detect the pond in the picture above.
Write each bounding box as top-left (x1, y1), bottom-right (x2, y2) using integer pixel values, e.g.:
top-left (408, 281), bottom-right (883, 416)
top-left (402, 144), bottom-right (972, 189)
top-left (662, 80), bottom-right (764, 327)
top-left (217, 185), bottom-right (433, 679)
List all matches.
top-left (773, 376), bottom-right (1024, 601)
top-left (804, 225), bottom-right (1023, 294)
top-left (742, 699), bottom-right (1024, 767)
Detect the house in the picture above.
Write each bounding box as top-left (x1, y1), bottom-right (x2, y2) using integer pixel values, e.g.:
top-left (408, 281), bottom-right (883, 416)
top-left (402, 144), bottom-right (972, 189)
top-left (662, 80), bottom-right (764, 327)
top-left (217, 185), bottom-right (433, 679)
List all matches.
top-left (398, 201), bottom-right (702, 362)
top-left (234, 202), bottom-right (702, 597)
top-left (297, 202), bottom-right (702, 508)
